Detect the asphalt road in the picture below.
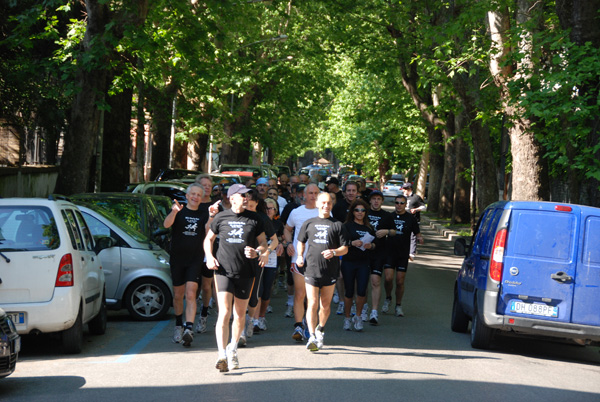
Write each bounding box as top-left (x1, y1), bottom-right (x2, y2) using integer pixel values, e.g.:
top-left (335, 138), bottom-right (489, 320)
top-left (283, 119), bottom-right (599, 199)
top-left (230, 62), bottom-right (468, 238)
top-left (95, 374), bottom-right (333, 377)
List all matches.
top-left (2, 218), bottom-right (600, 402)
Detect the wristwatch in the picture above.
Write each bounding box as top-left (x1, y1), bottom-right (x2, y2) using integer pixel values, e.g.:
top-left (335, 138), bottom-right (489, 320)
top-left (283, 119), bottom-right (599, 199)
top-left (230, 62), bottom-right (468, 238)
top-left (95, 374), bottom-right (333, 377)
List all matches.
top-left (332, 249), bottom-right (337, 256)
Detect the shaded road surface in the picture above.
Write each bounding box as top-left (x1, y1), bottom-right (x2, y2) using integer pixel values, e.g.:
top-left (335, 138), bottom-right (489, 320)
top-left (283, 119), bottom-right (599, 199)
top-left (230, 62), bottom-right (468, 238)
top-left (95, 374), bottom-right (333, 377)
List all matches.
top-left (3, 220), bottom-right (600, 402)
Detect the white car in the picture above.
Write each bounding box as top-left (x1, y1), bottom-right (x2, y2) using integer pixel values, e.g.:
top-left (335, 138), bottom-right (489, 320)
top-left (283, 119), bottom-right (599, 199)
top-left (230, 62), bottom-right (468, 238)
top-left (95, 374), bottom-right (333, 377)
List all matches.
top-left (382, 180), bottom-right (405, 198)
top-left (0, 197), bottom-right (110, 354)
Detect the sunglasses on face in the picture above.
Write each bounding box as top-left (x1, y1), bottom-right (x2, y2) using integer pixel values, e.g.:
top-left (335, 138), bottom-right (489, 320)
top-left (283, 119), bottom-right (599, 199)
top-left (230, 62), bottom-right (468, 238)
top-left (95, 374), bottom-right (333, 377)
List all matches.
top-left (354, 208), bottom-right (366, 212)
top-left (395, 201), bottom-right (406, 205)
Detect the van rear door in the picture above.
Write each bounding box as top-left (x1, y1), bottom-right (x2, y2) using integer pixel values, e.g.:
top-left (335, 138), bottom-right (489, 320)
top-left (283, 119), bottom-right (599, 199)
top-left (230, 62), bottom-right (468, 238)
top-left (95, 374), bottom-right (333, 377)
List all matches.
top-left (498, 205), bottom-right (578, 324)
top-left (571, 212), bottom-right (600, 326)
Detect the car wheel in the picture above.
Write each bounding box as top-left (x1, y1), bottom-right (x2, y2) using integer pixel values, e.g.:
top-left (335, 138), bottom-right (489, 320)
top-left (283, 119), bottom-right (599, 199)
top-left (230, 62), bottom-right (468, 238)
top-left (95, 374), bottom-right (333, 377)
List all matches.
top-left (124, 278), bottom-right (171, 321)
top-left (470, 301), bottom-right (493, 350)
top-left (62, 306), bottom-right (83, 354)
top-left (450, 288), bottom-right (469, 333)
top-left (88, 292), bottom-right (107, 335)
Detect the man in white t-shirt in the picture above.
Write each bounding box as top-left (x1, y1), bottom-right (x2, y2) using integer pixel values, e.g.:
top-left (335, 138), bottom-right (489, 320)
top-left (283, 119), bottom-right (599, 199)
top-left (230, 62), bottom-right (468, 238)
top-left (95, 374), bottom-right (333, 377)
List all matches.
top-left (283, 183), bottom-right (320, 342)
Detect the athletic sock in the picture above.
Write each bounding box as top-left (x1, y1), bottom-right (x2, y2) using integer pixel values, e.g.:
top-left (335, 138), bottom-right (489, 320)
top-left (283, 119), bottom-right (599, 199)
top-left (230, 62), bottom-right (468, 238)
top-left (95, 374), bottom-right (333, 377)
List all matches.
top-left (294, 322), bottom-right (302, 328)
top-left (202, 306), bottom-right (209, 316)
top-left (185, 321), bottom-right (193, 330)
top-left (175, 314), bottom-right (183, 326)
top-left (287, 295), bottom-right (294, 306)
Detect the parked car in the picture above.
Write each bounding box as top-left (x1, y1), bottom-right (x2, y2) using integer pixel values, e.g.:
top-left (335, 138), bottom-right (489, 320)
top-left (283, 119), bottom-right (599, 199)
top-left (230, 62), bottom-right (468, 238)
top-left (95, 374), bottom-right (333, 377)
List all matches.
top-left (365, 180), bottom-right (379, 190)
top-left (0, 307), bottom-right (20, 378)
top-left (452, 200), bottom-right (600, 350)
top-left (77, 204), bottom-right (173, 321)
top-left (0, 197), bottom-right (109, 354)
top-left (218, 164), bottom-right (275, 179)
top-left (131, 181), bottom-right (188, 206)
top-left (154, 168), bottom-right (201, 182)
top-left (70, 193), bottom-right (171, 252)
top-left (275, 165), bottom-right (292, 177)
top-left (382, 180), bottom-right (404, 197)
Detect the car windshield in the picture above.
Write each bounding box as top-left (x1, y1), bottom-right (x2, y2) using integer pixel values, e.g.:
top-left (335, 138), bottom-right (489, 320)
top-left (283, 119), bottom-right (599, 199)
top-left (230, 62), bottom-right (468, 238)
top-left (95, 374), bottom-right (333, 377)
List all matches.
top-left (83, 206), bottom-right (149, 243)
top-left (386, 181), bottom-right (403, 186)
top-left (73, 197), bottom-right (144, 234)
top-left (0, 206), bottom-right (60, 251)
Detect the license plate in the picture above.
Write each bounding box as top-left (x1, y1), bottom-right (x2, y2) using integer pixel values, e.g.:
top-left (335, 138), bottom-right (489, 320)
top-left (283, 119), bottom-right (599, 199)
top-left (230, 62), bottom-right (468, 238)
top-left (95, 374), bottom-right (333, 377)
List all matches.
top-left (7, 312), bottom-right (25, 325)
top-left (510, 301), bottom-right (558, 318)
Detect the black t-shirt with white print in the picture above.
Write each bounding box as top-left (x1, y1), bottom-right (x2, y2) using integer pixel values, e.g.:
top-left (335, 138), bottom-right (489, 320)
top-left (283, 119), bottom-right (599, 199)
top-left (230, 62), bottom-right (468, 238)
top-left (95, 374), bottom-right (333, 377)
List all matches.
top-left (343, 221), bottom-right (375, 261)
top-left (366, 208), bottom-right (392, 248)
top-left (297, 216), bottom-right (349, 279)
top-left (170, 206), bottom-right (208, 266)
top-left (210, 209), bottom-right (265, 278)
top-left (385, 212), bottom-right (420, 256)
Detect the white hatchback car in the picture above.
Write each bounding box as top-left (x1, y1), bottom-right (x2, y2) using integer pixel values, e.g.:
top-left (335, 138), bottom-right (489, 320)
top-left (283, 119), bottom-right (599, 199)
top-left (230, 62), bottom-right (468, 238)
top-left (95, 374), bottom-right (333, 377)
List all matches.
top-left (0, 197), bottom-right (109, 354)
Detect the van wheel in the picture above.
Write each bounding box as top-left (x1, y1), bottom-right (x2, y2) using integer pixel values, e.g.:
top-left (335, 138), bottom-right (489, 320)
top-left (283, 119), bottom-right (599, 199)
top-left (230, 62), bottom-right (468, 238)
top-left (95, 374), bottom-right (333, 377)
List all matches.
top-left (88, 292), bottom-right (107, 335)
top-left (451, 289), bottom-right (469, 333)
top-left (62, 307), bottom-right (83, 354)
top-left (470, 302), bottom-right (493, 350)
top-left (125, 278), bottom-right (171, 321)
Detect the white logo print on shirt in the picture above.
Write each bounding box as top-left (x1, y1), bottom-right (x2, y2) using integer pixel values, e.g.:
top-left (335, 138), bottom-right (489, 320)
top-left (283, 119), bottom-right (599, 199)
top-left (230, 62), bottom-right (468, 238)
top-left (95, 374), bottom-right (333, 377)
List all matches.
top-left (313, 225), bottom-right (329, 244)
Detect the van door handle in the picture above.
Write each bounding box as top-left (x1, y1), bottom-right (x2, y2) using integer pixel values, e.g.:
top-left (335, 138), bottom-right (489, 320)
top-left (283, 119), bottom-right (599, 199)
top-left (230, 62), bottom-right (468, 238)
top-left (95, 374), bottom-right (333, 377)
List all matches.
top-left (551, 271), bottom-right (573, 283)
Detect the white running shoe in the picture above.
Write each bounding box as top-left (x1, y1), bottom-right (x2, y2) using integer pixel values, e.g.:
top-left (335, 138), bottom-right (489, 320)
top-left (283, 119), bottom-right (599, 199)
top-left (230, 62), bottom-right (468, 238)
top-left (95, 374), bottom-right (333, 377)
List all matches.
top-left (238, 330), bottom-right (247, 347)
top-left (195, 316), bottom-right (208, 333)
top-left (395, 305), bottom-right (405, 317)
top-left (182, 328), bottom-right (194, 347)
top-left (351, 303), bottom-right (357, 316)
top-left (257, 317), bottom-right (267, 331)
top-left (332, 292), bottom-right (340, 304)
top-left (353, 315), bottom-right (363, 331)
top-left (172, 325), bottom-right (184, 343)
top-left (315, 327), bottom-right (325, 349)
top-left (285, 304), bottom-right (294, 318)
top-left (306, 336), bottom-right (319, 351)
top-left (343, 317), bottom-right (352, 331)
top-left (382, 299), bottom-right (391, 314)
top-left (369, 310), bottom-right (379, 325)
top-left (226, 343), bottom-right (239, 370)
top-left (336, 301), bottom-right (345, 315)
top-left (361, 303), bottom-right (369, 322)
top-left (267, 305), bottom-right (273, 314)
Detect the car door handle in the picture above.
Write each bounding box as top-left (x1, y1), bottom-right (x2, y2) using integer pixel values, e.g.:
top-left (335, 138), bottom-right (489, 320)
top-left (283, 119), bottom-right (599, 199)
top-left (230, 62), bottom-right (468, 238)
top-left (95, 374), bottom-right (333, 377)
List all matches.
top-left (551, 271), bottom-right (573, 283)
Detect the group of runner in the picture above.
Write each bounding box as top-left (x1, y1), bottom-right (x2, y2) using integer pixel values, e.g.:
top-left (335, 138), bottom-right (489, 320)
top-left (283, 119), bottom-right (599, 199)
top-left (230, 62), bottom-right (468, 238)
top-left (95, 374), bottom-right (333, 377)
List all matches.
top-left (163, 170), bottom-right (426, 373)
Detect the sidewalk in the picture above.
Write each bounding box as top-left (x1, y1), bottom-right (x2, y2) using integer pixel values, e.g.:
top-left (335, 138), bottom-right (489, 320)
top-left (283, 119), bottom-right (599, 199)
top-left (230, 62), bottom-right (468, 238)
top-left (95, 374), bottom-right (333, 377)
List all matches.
top-left (420, 214), bottom-right (467, 242)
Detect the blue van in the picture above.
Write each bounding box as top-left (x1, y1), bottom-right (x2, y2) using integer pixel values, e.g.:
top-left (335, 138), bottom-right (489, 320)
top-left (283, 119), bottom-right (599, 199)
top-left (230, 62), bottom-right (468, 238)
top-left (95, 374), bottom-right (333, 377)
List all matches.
top-left (452, 201), bottom-right (600, 349)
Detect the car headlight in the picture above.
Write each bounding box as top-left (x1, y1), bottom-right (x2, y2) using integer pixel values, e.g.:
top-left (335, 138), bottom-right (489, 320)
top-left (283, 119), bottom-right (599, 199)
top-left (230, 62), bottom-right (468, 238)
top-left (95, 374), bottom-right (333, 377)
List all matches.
top-left (155, 254), bottom-right (169, 265)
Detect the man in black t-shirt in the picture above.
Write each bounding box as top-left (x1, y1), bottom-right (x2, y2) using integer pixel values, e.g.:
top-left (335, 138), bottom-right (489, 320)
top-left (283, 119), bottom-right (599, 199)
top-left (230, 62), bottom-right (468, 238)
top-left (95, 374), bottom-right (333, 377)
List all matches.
top-left (296, 192), bottom-right (349, 352)
top-left (402, 182), bottom-right (426, 259)
top-left (164, 183), bottom-right (208, 347)
top-left (366, 190), bottom-right (392, 325)
top-left (383, 194), bottom-right (424, 318)
top-left (332, 180), bottom-right (359, 222)
top-left (204, 184), bottom-right (268, 373)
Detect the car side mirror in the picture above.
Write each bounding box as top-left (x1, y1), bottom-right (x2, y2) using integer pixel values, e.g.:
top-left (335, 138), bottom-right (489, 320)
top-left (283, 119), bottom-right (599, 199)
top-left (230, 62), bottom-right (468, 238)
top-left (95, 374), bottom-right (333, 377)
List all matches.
top-left (454, 238), bottom-right (470, 256)
top-left (95, 236), bottom-right (116, 254)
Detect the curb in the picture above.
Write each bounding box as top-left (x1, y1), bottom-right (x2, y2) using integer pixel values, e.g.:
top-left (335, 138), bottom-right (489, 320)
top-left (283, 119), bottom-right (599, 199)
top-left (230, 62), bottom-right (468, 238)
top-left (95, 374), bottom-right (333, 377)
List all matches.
top-left (421, 216), bottom-right (462, 242)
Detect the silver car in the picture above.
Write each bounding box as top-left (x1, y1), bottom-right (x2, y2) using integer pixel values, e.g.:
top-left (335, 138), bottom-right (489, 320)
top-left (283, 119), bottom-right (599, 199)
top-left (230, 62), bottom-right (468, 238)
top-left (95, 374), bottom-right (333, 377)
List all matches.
top-left (77, 204), bottom-right (173, 321)
top-left (382, 180), bottom-right (405, 197)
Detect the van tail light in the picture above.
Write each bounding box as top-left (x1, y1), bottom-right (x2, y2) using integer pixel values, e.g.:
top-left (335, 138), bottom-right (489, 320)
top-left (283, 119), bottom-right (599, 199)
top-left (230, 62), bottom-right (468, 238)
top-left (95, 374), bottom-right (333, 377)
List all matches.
top-left (489, 228), bottom-right (507, 282)
top-left (56, 254), bottom-right (74, 287)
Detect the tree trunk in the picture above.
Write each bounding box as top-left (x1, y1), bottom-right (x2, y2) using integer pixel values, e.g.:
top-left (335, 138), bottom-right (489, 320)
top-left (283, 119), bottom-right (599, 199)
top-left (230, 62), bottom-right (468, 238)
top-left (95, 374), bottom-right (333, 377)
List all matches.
top-left (148, 84), bottom-right (177, 180)
top-left (101, 81), bottom-right (133, 192)
top-left (55, 0), bottom-right (109, 194)
top-left (452, 110), bottom-right (471, 224)
top-left (438, 111), bottom-right (456, 219)
top-left (487, 5), bottom-right (549, 201)
top-left (453, 71), bottom-right (500, 211)
top-left (416, 150), bottom-right (429, 199)
top-left (427, 127), bottom-right (444, 214)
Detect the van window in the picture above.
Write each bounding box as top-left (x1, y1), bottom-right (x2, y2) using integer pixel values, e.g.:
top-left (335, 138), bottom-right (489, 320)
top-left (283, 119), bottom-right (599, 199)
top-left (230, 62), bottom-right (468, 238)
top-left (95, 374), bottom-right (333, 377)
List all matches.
top-left (582, 216), bottom-right (600, 265)
top-left (63, 209), bottom-right (84, 250)
top-left (472, 209), bottom-right (494, 255)
top-left (511, 210), bottom-right (574, 261)
top-left (482, 209), bottom-right (502, 255)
